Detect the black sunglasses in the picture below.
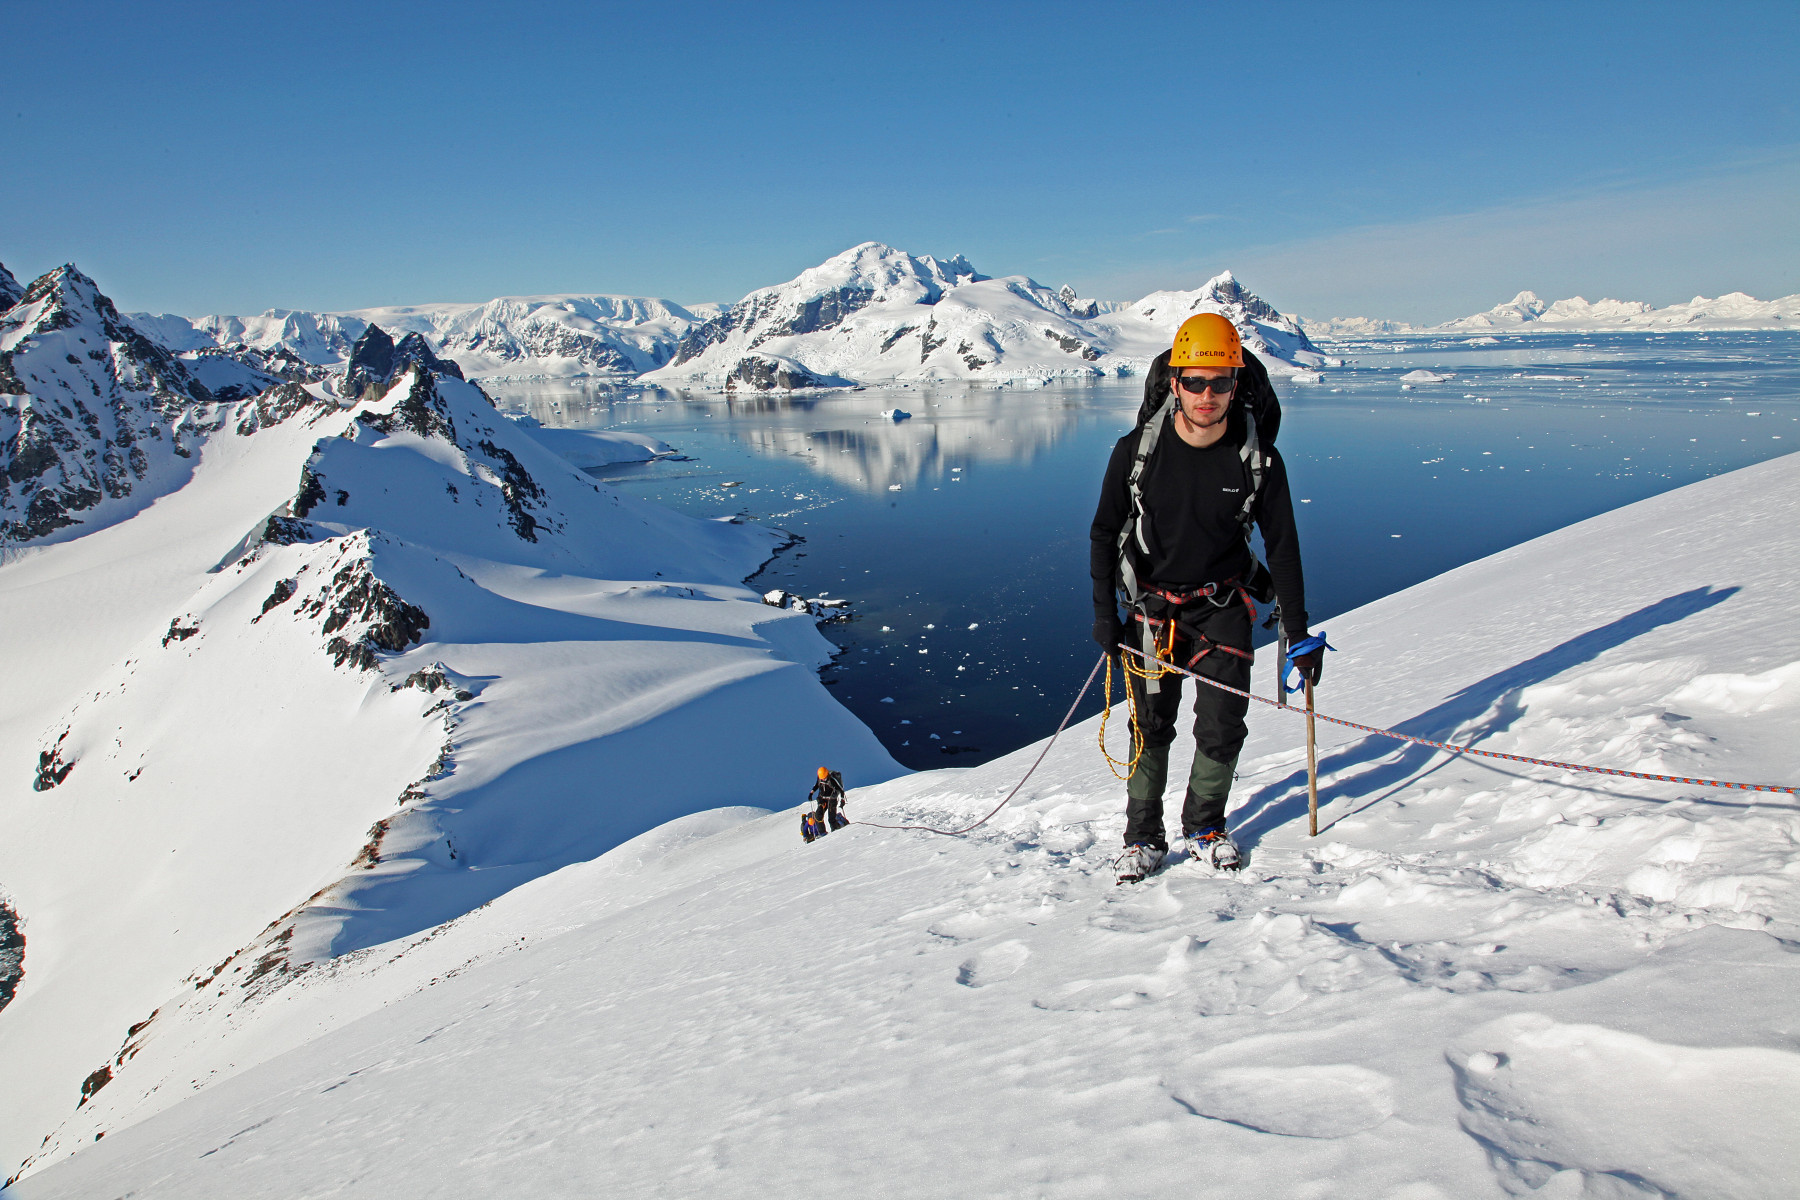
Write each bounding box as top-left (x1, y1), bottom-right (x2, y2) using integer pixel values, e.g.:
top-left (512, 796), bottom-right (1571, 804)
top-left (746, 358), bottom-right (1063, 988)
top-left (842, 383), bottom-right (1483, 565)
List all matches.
top-left (1174, 372), bottom-right (1237, 395)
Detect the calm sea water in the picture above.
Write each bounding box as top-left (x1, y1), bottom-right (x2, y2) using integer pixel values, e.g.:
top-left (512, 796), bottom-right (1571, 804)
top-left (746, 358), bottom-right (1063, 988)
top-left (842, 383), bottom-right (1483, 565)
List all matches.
top-left (488, 330), bottom-right (1799, 770)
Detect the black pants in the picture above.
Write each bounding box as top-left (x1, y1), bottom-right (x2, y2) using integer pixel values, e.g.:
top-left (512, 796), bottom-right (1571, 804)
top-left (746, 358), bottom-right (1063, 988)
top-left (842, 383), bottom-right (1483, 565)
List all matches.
top-left (1123, 596), bottom-right (1252, 849)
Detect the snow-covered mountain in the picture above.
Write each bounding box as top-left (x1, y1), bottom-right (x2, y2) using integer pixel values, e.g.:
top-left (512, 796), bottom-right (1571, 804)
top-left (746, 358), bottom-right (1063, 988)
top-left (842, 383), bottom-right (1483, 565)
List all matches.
top-left (0, 278), bottom-right (901, 1182)
top-left (139, 293), bottom-right (711, 380)
top-left (8, 449), bottom-right (1798, 1198)
top-left (1438, 288), bottom-right (1800, 332)
top-left (1309, 288), bottom-right (1800, 339)
top-left (0, 264), bottom-right (290, 545)
top-left (1299, 314), bottom-right (1421, 338)
top-left (132, 245), bottom-right (1325, 392)
top-left (643, 243), bottom-right (1328, 389)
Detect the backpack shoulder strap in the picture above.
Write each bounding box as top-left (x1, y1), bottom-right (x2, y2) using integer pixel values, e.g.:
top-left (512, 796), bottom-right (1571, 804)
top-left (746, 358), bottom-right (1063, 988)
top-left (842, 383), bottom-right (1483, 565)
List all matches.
top-left (1237, 410), bottom-right (1266, 529)
top-left (1115, 395), bottom-right (1175, 605)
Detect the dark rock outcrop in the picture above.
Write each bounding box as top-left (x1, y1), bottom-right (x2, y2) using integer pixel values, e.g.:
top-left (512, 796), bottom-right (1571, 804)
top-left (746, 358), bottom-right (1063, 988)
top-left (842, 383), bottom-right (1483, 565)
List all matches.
top-left (0, 900), bottom-right (23, 1016)
top-left (724, 353), bottom-right (832, 391)
top-left (343, 324), bottom-right (466, 400)
top-left (294, 547), bottom-right (430, 672)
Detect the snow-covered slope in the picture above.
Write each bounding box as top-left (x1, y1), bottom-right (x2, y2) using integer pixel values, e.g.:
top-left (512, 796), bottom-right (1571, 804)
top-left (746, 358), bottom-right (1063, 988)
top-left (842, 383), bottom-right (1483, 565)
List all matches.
top-left (0, 307), bottom-right (901, 1183)
top-left (644, 243), bottom-right (1328, 389)
top-left (11, 449), bottom-right (1798, 1198)
top-left (1437, 289), bottom-right (1800, 333)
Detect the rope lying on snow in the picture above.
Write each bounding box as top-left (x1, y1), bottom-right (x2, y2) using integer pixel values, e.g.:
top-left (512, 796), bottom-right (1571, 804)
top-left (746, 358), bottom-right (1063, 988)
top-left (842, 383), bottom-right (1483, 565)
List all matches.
top-left (1118, 644), bottom-right (1798, 797)
top-left (854, 653), bottom-right (1109, 837)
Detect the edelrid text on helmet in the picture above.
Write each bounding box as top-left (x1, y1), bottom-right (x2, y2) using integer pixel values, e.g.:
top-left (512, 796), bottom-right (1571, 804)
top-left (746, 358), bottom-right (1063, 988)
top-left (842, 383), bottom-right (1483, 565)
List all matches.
top-left (1170, 312), bottom-right (1244, 369)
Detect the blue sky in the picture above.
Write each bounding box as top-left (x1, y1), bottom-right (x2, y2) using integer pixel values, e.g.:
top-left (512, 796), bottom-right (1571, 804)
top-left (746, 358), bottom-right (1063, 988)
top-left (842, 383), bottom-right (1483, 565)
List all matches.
top-left (4, 0), bottom-right (1796, 322)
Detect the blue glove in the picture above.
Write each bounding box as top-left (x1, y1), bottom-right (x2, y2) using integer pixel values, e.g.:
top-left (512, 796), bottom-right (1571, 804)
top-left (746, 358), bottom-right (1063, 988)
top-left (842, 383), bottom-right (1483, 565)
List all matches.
top-left (1283, 632), bottom-right (1336, 694)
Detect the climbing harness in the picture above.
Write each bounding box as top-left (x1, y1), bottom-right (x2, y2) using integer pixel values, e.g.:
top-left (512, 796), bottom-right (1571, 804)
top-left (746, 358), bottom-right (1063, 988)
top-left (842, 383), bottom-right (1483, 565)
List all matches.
top-left (855, 653), bottom-right (1109, 837)
top-left (1098, 587), bottom-right (1257, 781)
top-left (1119, 644), bottom-right (1798, 797)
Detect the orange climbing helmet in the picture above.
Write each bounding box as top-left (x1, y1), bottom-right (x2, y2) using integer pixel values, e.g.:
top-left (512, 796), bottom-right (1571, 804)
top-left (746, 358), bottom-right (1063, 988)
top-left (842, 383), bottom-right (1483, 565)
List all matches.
top-left (1169, 312), bottom-right (1244, 369)
top-left (817, 766), bottom-right (832, 781)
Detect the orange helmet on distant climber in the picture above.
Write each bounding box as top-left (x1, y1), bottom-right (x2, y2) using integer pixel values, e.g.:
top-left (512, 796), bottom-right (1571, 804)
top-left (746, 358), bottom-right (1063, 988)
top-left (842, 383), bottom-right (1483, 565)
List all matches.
top-left (1169, 312), bottom-right (1243, 369)
top-left (817, 766), bottom-right (832, 780)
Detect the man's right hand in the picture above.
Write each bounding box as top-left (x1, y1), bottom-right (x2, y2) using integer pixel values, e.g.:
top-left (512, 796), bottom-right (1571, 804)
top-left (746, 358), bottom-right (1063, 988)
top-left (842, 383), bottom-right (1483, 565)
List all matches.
top-left (1092, 612), bottom-right (1124, 652)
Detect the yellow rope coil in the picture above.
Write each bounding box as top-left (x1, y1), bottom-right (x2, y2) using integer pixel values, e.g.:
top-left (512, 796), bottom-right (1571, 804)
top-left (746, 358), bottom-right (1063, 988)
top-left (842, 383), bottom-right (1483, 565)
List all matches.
top-left (1097, 618), bottom-right (1180, 780)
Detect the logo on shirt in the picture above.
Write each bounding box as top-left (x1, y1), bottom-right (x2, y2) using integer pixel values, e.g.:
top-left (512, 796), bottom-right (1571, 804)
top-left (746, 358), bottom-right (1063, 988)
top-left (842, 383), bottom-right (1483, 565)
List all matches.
top-left (1221, 487), bottom-right (1241, 493)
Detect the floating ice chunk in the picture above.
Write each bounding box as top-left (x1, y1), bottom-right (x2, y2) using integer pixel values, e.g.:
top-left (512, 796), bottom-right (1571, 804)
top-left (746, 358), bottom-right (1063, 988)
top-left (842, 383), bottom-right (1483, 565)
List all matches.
top-left (924, 623), bottom-right (935, 629)
top-left (888, 484), bottom-right (902, 492)
top-left (879, 625), bottom-right (893, 632)
top-left (880, 697), bottom-right (895, 703)
top-left (879, 409), bottom-right (912, 422)
top-left (1401, 369), bottom-right (1454, 383)
top-left (967, 623), bottom-right (979, 630)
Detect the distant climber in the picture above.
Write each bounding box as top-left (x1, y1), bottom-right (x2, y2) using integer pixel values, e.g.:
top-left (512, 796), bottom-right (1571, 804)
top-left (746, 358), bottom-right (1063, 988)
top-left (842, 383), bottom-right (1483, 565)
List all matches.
top-left (801, 767), bottom-right (848, 843)
top-left (1090, 313), bottom-right (1324, 882)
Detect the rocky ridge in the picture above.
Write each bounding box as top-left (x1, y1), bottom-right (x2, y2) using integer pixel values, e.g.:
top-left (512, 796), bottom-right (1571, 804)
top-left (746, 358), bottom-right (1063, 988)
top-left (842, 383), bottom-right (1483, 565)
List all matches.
top-left (0, 264), bottom-right (290, 543)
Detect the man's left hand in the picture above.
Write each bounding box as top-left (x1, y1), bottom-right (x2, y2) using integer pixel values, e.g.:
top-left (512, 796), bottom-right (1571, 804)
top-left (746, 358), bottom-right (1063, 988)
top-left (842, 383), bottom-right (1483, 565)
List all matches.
top-left (1291, 646), bottom-right (1324, 687)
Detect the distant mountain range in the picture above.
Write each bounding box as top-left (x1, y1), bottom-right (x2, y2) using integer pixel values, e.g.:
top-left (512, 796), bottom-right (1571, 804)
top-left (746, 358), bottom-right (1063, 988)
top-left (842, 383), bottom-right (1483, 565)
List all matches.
top-left (1303, 288), bottom-right (1800, 339)
top-left (123, 243), bottom-right (1330, 389)
top-left (15, 245), bottom-right (1794, 400)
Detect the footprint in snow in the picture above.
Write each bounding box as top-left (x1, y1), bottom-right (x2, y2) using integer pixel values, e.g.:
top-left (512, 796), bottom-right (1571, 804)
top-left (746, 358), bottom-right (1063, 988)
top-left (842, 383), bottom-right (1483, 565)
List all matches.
top-left (955, 940), bottom-right (1030, 988)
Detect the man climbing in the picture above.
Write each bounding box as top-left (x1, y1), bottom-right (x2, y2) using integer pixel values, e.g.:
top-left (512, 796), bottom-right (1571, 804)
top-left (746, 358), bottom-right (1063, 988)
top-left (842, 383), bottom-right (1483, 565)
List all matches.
top-left (1090, 312), bottom-right (1323, 883)
top-left (802, 766), bottom-right (848, 842)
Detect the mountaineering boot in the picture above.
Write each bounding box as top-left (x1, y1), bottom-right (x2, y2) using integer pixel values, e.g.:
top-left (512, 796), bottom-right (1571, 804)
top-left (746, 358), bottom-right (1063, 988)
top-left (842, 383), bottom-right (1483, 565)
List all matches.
top-left (1115, 844), bottom-right (1166, 885)
top-left (828, 807), bottom-right (849, 831)
top-left (1185, 826), bottom-right (1241, 871)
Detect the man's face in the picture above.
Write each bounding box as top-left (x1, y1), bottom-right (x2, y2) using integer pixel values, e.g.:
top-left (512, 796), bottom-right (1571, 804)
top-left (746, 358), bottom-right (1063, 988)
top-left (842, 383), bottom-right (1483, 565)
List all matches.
top-left (1173, 367), bottom-right (1236, 429)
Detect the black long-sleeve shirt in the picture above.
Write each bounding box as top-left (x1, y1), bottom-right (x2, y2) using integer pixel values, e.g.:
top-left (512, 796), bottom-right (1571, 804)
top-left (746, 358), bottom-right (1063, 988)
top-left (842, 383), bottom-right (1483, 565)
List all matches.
top-left (1090, 411), bottom-right (1309, 642)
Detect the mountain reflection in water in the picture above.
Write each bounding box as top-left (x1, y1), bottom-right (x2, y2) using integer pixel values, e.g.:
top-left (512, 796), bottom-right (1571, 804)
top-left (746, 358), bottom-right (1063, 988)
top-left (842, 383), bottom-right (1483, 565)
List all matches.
top-left (502, 382), bottom-right (1090, 492)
